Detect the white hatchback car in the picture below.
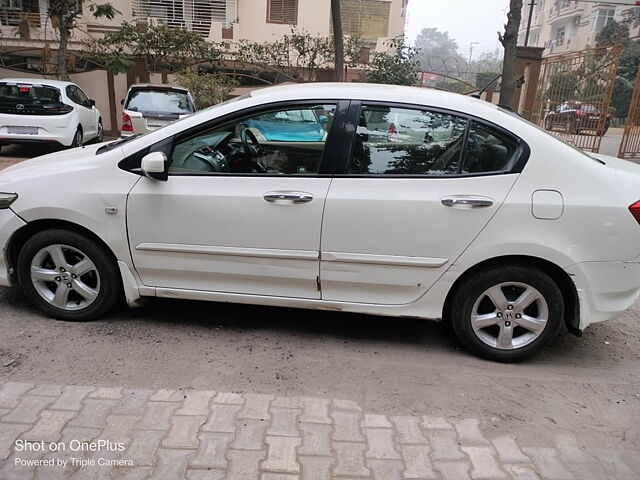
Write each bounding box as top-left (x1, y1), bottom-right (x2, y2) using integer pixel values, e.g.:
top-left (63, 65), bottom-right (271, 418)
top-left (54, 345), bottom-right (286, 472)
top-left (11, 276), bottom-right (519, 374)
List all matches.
top-left (1, 83), bottom-right (639, 361)
top-left (0, 78), bottom-right (103, 150)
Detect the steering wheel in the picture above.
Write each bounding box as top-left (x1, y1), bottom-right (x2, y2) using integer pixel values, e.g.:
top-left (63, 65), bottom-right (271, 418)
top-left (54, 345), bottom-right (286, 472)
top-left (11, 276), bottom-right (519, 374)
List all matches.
top-left (240, 128), bottom-right (267, 173)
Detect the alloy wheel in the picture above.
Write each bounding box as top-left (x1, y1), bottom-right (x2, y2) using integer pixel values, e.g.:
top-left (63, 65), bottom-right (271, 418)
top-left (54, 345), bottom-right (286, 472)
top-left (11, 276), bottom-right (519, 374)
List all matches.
top-left (470, 282), bottom-right (549, 350)
top-left (30, 244), bottom-right (100, 311)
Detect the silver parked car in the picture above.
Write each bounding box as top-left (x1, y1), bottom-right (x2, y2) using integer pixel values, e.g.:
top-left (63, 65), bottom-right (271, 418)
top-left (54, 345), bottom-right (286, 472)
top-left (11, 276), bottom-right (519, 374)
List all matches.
top-left (120, 84), bottom-right (196, 136)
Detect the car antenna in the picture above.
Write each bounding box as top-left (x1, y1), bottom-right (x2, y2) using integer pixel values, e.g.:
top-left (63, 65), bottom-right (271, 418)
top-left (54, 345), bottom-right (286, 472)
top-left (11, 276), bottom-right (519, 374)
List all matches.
top-left (470, 74), bottom-right (502, 99)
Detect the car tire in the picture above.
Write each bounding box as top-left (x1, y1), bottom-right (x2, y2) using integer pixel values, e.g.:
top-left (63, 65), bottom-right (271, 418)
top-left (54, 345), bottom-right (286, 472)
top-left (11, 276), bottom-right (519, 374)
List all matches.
top-left (96, 118), bottom-right (104, 143)
top-left (17, 229), bottom-right (121, 321)
top-left (70, 127), bottom-right (83, 148)
top-left (564, 118), bottom-right (577, 135)
top-left (449, 265), bottom-right (564, 362)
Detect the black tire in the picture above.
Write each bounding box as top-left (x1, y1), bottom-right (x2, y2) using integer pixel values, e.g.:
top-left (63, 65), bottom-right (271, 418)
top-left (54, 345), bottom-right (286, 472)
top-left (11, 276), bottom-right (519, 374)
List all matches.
top-left (96, 118), bottom-right (104, 143)
top-left (17, 229), bottom-right (121, 321)
top-left (449, 265), bottom-right (564, 362)
top-left (70, 126), bottom-right (83, 148)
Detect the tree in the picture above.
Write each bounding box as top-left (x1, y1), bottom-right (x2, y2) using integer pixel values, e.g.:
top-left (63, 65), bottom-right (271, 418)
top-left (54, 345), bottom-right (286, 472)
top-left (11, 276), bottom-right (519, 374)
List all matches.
top-left (413, 28), bottom-right (467, 77)
top-left (48, 0), bottom-right (120, 80)
top-left (330, 0), bottom-right (344, 81)
top-left (498, 0), bottom-right (523, 107)
top-left (176, 72), bottom-right (238, 108)
top-left (365, 36), bottom-right (420, 86)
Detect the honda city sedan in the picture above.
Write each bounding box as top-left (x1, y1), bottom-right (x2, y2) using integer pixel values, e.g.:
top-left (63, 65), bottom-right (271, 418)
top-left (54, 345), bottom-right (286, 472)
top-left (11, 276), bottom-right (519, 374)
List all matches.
top-left (1, 83), bottom-right (639, 362)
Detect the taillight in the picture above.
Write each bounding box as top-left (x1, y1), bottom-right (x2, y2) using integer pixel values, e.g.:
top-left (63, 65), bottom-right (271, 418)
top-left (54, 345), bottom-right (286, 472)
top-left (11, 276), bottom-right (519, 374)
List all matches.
top-left (121, 112), bottom-right (133, 132)
top-left (43, 103), bottom-right (73, 113)
top-left (629, 200), bottom-right (640, 224)
top-left (576, 110), bottom-right (586, 117)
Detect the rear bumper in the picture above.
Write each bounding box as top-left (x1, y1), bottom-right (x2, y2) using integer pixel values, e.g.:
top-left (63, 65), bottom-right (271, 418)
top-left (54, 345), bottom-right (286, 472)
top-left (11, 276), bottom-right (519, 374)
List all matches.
top-left (566, 260), bottom-right (640, 330)
top-left (0, 208), bottom-right (27, 287)
top-left (0, 114), bottom-right (76, 146)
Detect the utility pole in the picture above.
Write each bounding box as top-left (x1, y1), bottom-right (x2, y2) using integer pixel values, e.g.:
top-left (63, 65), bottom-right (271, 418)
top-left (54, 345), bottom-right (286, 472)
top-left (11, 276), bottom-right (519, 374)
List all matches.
top-left (468, 42), bottom-right (480, 82)
top-left (524, 0), bottom-right (536, 46)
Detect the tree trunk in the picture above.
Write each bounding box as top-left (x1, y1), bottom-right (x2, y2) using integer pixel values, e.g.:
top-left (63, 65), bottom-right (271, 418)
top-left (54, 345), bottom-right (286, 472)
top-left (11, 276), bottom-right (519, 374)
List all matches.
top-left (498, 0), bottom-right (523, 107)
top-left (57, 19), bottom-right (70, 81)
top-left (331, 0), bottom-right (345, 82)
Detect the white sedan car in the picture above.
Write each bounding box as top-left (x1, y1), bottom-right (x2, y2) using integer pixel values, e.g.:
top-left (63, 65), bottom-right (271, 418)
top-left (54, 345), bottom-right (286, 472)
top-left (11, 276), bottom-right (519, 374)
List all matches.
top-left (0, 78), bottom-right (103, 150)
top-left (0, 83), bottom-right (639, 361)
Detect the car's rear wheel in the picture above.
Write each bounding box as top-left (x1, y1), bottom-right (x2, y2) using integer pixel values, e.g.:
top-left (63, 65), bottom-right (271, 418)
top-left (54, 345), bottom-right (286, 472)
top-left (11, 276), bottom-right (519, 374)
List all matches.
top-left (96, 118), bottom-right (104, 143)
top-left (70, 127), bottom-right (83, 148)
top-left (17, 229), bottom-right (121, 321)
top-left (450, 265), bottom-right (564, 362)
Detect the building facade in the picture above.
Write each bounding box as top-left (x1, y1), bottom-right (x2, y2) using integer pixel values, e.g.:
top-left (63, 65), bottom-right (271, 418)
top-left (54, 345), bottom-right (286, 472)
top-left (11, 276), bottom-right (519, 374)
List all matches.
top-left (518, 0), bottom-right (640, 56)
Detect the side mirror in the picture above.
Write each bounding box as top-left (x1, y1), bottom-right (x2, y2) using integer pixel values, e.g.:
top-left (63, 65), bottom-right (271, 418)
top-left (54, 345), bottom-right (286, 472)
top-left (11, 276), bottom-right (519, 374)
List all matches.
top-left (89, 99), bottom-right (96, 107)
top-left (120, 99), bottom-right (125, 105)
top-left (141, 152), bottom-right (168, 181)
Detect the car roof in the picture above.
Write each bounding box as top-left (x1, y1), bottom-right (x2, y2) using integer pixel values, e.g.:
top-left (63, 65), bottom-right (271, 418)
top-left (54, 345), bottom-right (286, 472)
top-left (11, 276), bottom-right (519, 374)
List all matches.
top-left (0, 78), bottom-right (75, 88)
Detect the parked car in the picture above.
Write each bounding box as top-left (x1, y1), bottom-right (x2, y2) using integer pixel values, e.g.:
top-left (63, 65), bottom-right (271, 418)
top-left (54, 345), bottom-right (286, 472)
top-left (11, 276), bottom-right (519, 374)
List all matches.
top-left (0, 78), bottom-right (103, 151)
top-left (544, 101), bottom-right (611, 135)
top-left (120, 84), bottom-right (196, 136)
top-left (1, 83), bottom-right (639, 362)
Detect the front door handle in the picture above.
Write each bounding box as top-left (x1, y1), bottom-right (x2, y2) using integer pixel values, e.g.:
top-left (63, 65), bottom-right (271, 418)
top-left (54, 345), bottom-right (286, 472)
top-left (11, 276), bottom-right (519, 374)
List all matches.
top-left (263, 191), bottom-right (314, 204)
top-left (441, 196), bottom-right (494, 208)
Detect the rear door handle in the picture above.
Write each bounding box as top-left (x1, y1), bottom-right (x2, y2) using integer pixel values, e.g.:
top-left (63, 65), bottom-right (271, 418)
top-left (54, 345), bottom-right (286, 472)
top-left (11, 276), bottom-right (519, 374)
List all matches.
top-left (441, 196), bottom-right (494, 208)
top-left (263, 191), bottom-right (314, 204)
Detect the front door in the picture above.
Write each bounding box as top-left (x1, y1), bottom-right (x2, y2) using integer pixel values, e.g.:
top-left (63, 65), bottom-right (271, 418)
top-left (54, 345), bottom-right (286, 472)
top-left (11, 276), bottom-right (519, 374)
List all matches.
top-left (320, 103), bottom-right (523, 304)
top-left (127, 103), bottom-right (339, 299)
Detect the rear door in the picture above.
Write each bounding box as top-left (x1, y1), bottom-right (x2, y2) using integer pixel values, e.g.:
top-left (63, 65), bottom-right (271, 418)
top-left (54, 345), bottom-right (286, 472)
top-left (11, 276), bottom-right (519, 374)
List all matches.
top-left (66, 85), bottom-right (96, 139)
top-left (319, 103), bottom-right (526, 304)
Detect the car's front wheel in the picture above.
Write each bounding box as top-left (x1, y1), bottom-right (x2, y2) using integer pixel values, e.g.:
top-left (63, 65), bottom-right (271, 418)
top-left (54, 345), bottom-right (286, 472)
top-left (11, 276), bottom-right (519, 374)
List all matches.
top-left (17, 229), bottom-right (121, 321)
top-left (450, 265), bottom-right (564, 362)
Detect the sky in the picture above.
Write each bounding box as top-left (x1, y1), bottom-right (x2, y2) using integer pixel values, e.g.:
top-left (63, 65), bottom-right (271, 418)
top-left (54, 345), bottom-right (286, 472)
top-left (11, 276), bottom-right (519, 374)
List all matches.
top-left (405, 0), bottom-right (511, 60)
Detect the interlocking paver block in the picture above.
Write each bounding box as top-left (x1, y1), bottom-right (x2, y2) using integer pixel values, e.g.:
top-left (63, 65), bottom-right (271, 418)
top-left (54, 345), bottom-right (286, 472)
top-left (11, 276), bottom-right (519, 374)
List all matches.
top-left (0, 382), bottom-right (33, 409)
top-left (367, 459), bottom-right (404, 480)
top-left (299, 456), bottom-right (334, 480)
top-left (364, 428), bottom-right (400, 460)
top-left (462, 446), bottom-right (508, 479)
top-left (523, 447), bottom-right (575, 480)
top-left (102, 414), bottom-right (139, 442)
top-left (435, 461), bottom-right (472, 479)
top-left (232, 418), bottom-right (269, 450)
top-left (391, 416), bottom-right (428, 444)
top-left (30, 384), bottom-right (64, 397)
top-left (272, 396), bottom-right (302, 409)
top-left (190, 431), bottom-right (233, 469)
top-left (2, 395), bottom-right (55, 424)
top-left (123, 430), bottom-right (165, 467)
top-left (136, 402), bottom-right (180, 431)
top-left (589, 449), bottom-right (637, 480)
top-left (150, 448), bottom-right (194, 480)
top-left (175, 390), bottom-right (216, 416)
top-left (267, 408), bottom-right (301, 437)
top-left (113, 389), bottom-right (155, 416)
top-left (430, 429), bottom-right (466, 461)
top-left (149, 389), bottom-right (184, 402)
top-left (261, 474), bottom-right (299, 480)
top-left (162, 415), bottom-right (207, 449)
top-left (0, 423), bottom-right (31, 460)
top-left (110, 467), bottom-right (153, 480)
top-left (49, 385), bottom-right (94, 411)
top-left (401, 444), bottom-right (436, 479)
top-left (2, 450), bottom-right (45, 480)
top-left (227, 449), bottom-right (265, 480)
top-left (422, 416), bottom-right (452, 430)
top-left (0, 408), bottom-right (10, 418)
top-left (332, 399), bottom-right (361, 411)
top-left (504, 464), bottom-right (543, 480)
top-left (186, 470), bottom-right (226, 480)
top-left (88, 387), bottom-right (123, 400)
top-left (333, 442), bottom-right (370, 477)
top-left (554, 434), bottom-right (593, 464)
top-left (239, 394), bottom-right (273, 420)
top-left (491, 435), bottom-right (531, 463)
top-left (68, 398), bottom-right (117, 429)
top-left (331, 411), bottom-right (364, 442)
top-left (298, 423), bottom-right (332, 456)
top-left (214, 392), bottom-right (245, 405)
top-left (299, 398), bottom-right (331, 424)
top-left (565, 462), bottom-right (610, 480)
top-left (203, 403), bottom-right (242, 433)
top-left (362, 414), bottom-right (391, 428)
top-left (20, 409), bottom-right (76, 442)
top-left (261, 436), bottom-right (301, 473)
top-left (455, 418), bottom-right (489, 445)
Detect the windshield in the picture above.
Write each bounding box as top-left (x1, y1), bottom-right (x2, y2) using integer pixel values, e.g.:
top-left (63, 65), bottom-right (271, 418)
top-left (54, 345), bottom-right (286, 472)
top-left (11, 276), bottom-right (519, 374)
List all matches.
top-left (125, 89), bottom-right (194, 114)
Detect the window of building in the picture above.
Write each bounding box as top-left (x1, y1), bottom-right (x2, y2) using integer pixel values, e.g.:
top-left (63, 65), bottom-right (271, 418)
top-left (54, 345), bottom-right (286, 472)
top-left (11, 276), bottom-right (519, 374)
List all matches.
top-left (267, 0), bottom-right (298, 25)
top-left (591, 8), bottom-right (616, 33)
top-left (560, 0), bottom-right (571, 9)
top-left (339, 0), bottom-right (391, 39)
top-left (555, 26), bottom-right (566, 45)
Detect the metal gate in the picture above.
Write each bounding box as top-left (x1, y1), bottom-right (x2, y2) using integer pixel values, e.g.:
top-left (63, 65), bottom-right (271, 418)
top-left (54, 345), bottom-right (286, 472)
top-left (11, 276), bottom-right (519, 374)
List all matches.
top-left (618, 67), bottom-right (640, 159)
top-left (532, 45), bottom-right (621, 153)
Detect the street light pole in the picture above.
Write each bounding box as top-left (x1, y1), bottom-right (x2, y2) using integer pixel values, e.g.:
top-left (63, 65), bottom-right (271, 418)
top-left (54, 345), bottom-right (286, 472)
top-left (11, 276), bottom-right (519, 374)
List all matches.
top-left (524, 0), bottom-right (536, 46)
top-left (468, 42), bottom-right (480, 82)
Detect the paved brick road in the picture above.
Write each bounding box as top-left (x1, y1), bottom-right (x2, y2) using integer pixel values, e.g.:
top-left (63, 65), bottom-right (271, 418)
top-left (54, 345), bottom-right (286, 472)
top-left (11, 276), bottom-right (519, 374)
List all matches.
top-left (0, 381), bottom-right (636, 480)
